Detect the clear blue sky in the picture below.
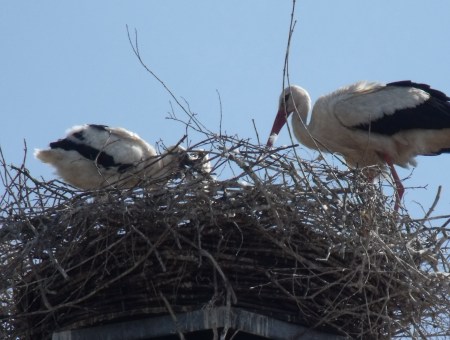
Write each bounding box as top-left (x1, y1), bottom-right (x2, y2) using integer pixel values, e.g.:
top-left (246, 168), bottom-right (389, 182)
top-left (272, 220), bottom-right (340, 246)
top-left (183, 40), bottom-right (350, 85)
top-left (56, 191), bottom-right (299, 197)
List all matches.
top-left (1, 1), bottom-right (450, 218)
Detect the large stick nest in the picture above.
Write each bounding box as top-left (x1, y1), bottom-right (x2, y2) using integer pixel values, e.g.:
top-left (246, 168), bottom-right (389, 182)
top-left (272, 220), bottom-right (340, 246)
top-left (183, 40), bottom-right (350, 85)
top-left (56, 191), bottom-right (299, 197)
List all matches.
top-left (1, 135), bottom-right (449, 339)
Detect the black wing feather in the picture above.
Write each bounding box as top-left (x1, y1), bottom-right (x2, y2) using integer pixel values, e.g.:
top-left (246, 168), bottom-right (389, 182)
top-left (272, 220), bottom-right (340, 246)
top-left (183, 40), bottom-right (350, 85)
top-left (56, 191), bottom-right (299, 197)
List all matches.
top-left (50, 139), bottom-right (132, 171)
top-left (354, 81), bottom-right (450, 136)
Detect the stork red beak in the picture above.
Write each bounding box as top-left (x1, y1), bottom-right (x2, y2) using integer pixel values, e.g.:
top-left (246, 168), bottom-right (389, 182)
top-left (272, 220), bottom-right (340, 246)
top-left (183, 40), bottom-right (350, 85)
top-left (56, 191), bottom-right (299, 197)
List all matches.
top-left (266, 109), bottom-right (290, 148)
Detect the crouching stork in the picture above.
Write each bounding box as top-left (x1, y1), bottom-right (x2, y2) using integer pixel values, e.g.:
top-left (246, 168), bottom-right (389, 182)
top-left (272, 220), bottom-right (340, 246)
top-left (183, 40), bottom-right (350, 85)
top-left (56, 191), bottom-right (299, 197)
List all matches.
top-left (35, 124), bottom-right (210, 190)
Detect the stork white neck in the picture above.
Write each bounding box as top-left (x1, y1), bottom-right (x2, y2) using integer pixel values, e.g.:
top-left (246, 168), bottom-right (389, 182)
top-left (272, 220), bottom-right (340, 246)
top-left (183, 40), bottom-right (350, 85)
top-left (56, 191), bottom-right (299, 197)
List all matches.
top-left (267, 85), bottom-right (315, 150)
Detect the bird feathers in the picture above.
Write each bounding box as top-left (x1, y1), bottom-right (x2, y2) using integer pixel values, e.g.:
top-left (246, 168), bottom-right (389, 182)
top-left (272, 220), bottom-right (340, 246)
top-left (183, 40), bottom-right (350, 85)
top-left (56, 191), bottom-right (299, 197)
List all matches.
top-left (325, 81), bottom-right (430, 129)
top-left (65, 125), bottom-right (157, 167)
top-left (351, 82), bottom-right (450, 135)
top-left (310, 81), bottom-right (450, 164)
top-left (35, 124), bottom-right (160, 189)
top-left (35, 124), bottom-right (212, 190)
top-left (272, 81), bottom-right (450, 168)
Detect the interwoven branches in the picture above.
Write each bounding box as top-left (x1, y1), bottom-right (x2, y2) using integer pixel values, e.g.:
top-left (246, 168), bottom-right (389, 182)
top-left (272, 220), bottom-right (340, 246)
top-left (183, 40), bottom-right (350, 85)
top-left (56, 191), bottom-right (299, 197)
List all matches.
top-left (0, 136), bottom-right (449, 339)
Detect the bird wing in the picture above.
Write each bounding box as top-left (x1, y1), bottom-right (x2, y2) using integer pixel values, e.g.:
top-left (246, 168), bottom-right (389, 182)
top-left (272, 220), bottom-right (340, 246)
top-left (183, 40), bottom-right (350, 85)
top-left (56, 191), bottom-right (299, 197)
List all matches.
top-left (63, 125), bottom-right (157, 169)
top-left (328, 81), bottom-right (450, 136)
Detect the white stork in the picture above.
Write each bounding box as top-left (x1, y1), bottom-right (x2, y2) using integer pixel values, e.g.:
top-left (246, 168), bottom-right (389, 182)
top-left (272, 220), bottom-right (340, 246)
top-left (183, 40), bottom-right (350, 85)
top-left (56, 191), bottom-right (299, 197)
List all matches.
top-left (35, 124), bottom-right (208, 190)
top-left (267, 81), bottom-right (450, 211)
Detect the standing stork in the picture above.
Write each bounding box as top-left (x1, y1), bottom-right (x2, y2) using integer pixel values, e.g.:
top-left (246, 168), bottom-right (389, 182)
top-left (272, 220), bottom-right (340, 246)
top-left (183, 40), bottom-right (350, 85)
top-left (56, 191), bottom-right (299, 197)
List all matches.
top-left (266, 81), bottom-right (450, 211)
top-left (35, 124), bottom-right (207, 190)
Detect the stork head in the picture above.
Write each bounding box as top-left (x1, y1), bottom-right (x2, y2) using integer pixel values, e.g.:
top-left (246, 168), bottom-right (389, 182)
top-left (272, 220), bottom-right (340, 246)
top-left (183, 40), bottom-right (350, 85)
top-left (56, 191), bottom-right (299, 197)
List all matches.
top-left (266, 85), bottom-right (311, 147)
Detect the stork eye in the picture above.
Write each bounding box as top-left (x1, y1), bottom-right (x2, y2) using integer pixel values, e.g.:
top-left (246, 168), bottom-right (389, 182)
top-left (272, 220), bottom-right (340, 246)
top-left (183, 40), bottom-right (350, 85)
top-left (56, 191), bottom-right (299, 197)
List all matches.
top-left (284, 93), bottom-right (291, 102)
top-left (73, 131), bottom-right (85, 141)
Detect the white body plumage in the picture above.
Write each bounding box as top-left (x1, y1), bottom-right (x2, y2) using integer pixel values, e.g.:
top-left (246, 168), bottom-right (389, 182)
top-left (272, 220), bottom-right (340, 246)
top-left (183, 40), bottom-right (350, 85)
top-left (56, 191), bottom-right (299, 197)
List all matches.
top-left (35, 124), bottom-right (199, 190)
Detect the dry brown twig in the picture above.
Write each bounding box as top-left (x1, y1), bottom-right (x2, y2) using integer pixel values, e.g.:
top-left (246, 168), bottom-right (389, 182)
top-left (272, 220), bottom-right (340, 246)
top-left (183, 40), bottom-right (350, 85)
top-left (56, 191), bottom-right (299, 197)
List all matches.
top-left (1, 2), bottom-right (449, 338)
top-left (0, 133), bottom-right (449, 339)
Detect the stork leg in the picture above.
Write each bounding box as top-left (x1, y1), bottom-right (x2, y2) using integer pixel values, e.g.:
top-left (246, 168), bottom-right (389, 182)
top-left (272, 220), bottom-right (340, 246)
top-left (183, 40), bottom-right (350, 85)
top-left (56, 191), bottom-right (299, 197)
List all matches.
top-left (383, 154), bottom-right (404, 211)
